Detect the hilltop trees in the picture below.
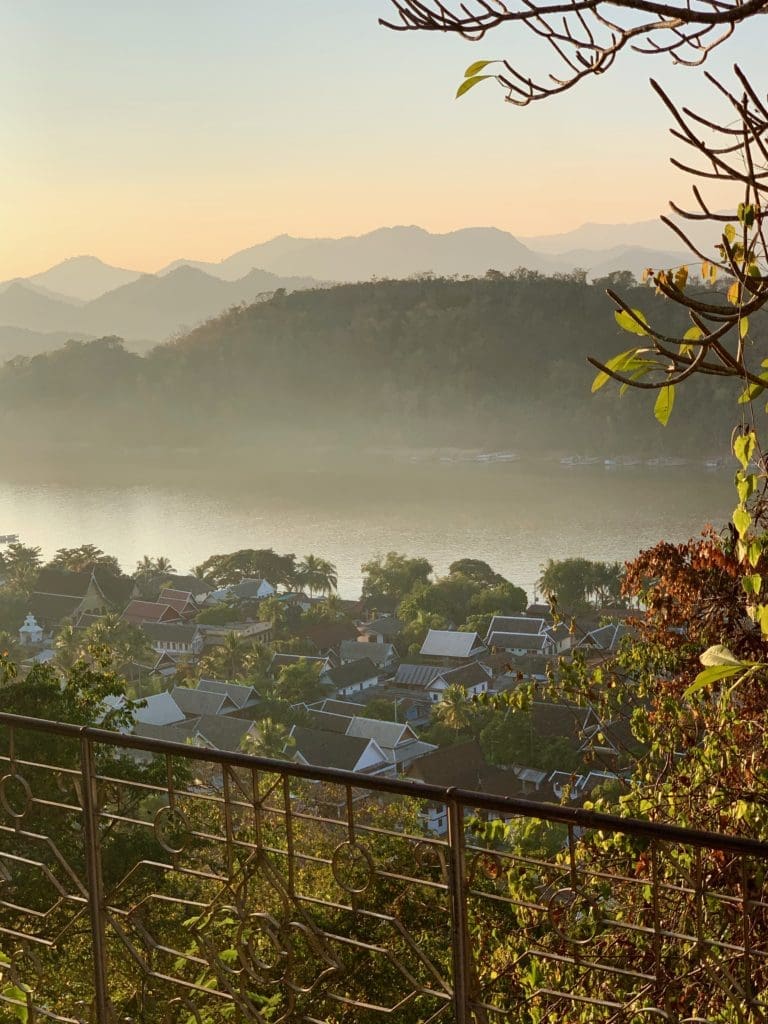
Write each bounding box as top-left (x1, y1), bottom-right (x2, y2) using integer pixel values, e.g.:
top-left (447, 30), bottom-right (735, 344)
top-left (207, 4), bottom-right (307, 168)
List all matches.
top-left (537, 558), bottom-right (624, 614)
top-left (193, 549), bottom-right (296, 588)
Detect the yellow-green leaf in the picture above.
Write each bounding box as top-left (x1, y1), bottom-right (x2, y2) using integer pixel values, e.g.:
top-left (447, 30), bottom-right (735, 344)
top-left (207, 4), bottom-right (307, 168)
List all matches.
top-left (743, 574), bottom-right (763, 596)
top-left (683, 326), bottom-right (703, 343)
top-left (456, 75), bottom-right (492, 98)
top-left (739, 317), bottom-right (749, 340)
top-left (591, 348), bottom-right (647, 393)
top-left (673, 265), bottom-right (688, 291)
top-left (734, 506), bottom-right (752, 538)
top-left (614, 308), bottom-right (648, 336)
top-left (654, 384), bottom-right (675, 426)
top-left (464, 60), bottom-right (495, 77)
top-left (734, 432), bottom-right (756, 470)
top-left (724, 223), bottom-right (736, 244)
top-left (684, 663), bottom-right (744, 698)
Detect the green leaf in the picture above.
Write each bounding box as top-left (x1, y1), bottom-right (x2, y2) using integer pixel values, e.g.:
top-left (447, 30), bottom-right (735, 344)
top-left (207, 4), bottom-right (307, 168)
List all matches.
top-left (738, 381), bottom-right (765, 404)
top-left (614, 308), bottom-right (648, 336)
top-left (734, 506), bottom-right (752, 538)
top-left (734, 432), bottom-right (756, 470)
top-left (591, 348), bottom-right (647, 393)
top-left (684, 663), bottom-right (744, 698)
top-left (654, 384), bottom-right (675, 426)
top-left (738, 203), bottom-right (756, 228)
top-left (736, 471), bottom-right (757, 503)
top-left (724, 223), bottom-right (736, 243)
top-left (456, 75), bottom-right (492, 98)
top-left (742, 574), bottom-right (763, 596)
top-left (464, 60), bottom-right (495, 77)
top-left (739, 316), bottom-right (749, 340)
top-left (1, 984), bottom-right (29, 1024)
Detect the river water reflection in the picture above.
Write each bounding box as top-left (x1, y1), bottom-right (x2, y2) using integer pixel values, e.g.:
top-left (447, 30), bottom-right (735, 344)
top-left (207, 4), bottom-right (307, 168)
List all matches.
top-left (0, 457), bottom-right (734, 600)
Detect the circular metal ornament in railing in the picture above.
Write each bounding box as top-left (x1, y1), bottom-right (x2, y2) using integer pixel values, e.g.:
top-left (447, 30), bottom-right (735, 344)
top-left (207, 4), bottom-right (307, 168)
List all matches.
top-left (153, 805), bottom-right (191, 854)
top-left (331, 840), bottom-right (375, 894)
top-left (0, 773), bottom-right (32, 822)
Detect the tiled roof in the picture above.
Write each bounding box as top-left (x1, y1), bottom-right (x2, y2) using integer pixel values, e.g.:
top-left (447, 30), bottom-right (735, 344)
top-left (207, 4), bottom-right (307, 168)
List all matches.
top-left (121, 600), bottom-right (181, 624)
top-left (393, 664), bottom-right (441, 688)
top-left (322, 658), bottom-right (379, 688)
top-left (29, 593), bottom-right (82, 624)
top-left (419, 630), bottom-right (483, 659)
top-left (141, 622), bottom-right (200, 643)
top-left (487, 616), bottom-right (548, 636)
top-left (197, 678), bottom-right (261, 708)
top-left (170, 686), bottom-right (229, 718)
top-left (339, 641), bottom-right (394, 667)
top-left (194, 714), bottom-right (256, 752)
top-left (436, 662), bottom-right (491, 689)
top-left (291, 727), bottom-right (376, 772)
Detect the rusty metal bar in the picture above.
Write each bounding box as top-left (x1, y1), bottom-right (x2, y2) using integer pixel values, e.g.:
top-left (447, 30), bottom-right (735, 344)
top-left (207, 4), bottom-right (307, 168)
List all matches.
top-left (447, 792), bottom-right (470, 1024)
top-left (1, 711), bottom-right (767, 857)
top-left (79, 733), bottom-right (110, 1024)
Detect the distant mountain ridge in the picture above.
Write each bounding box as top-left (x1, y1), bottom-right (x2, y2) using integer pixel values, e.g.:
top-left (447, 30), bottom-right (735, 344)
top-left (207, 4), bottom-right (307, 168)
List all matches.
top-left (0, 220), bottom-right (705, 357)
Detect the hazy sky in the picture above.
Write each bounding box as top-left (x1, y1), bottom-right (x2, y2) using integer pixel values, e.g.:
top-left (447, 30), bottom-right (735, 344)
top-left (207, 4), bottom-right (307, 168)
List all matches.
top-left (0, 1), bottom-right (763, 278)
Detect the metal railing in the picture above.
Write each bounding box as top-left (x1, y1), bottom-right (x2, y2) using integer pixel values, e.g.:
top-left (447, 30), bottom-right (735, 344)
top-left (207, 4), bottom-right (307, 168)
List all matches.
top-left (1, 711), bottom-right (768, 1023)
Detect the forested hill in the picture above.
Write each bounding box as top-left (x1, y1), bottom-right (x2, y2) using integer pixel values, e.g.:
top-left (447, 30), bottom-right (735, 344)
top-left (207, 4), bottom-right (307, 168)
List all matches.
top-left (0, 273), bottom-right (740, 456)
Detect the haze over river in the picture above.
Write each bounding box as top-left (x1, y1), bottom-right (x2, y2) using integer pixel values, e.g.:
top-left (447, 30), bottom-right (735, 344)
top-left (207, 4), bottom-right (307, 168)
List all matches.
top-left (0, 457), bottom-right (735, 600)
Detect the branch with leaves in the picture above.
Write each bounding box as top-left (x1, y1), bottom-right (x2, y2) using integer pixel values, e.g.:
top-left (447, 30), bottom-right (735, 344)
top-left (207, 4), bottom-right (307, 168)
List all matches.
top-left (381, 0), bottom-right (767, 104)
top-left (586, 68), bottom-right (768, 426)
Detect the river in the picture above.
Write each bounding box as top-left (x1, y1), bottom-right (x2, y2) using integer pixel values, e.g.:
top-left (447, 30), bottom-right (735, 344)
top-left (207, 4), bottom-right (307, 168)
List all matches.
top-left (0, 456), bottom-right (735, 600)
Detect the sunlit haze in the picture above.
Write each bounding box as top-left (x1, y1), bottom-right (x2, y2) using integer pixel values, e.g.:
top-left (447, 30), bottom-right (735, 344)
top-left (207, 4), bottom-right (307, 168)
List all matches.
top-left (0, 1), bottom-right (762, 279)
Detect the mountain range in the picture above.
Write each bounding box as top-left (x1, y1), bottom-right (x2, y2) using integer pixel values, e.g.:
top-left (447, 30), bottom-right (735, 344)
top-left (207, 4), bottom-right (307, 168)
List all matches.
top-left (0, 219), bottom-right (717, 357)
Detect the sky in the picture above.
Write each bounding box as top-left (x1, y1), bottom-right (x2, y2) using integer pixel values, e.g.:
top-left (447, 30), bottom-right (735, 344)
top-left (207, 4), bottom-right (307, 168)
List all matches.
top-left (0, 1), bottom-right (764, 279)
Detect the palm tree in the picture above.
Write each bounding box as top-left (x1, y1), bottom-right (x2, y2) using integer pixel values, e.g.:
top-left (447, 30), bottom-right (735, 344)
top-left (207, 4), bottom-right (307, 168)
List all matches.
top-left (154, 556), bottom-right (175, 574)
top-left (54, 624), bottom-right (83, 671)
top-left (246, 718), bottom-right (295, 760)
top-left (199, 632), bottom-right (250, 680)
top-left (295, 555), bottom-right (338, 597)
top-left (434, 684), bottom-right (474, 732)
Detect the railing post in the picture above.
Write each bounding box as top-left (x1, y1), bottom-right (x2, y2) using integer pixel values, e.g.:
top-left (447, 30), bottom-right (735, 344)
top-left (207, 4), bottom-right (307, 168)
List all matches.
top-left (79, 733), bottom-right (111, 1024)
top-left (447, 792), bottom-right (471, 1024)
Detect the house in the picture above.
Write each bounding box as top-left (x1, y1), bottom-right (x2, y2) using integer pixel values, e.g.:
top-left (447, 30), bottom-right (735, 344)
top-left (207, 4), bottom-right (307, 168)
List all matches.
top-left (339, 640), bottom-right (396, 669)
top-left (121, 600), bottom-right (182, 626)
top-left (196, 621), bottom-right (273, 648)
top-left (276, 592), bottom-right (313, 612)
top-left (486, 615), bottom-right (550, 639)
top-left (170, 685), bottom-right (239, 720)
top-left (28, 567), bottom-right (134, 629)
top-left (577, 623), bottom-right (632, 653)
top-left (18, 613), bottom-right (43, 646)
top-left (193, 714), bottom-right (259, 752)
top-left (393, 663), bottom-right (442, 690)
top-left (300, 622), bottom-right (359, 658)
top-left (151, 651), bottom-right (184, 678)
top-left (196, 678), bottom-right (262, 716)
top-left (427, 661), bottom-right (492, 703)
top-left (210, 578), bottom-right (276, 603)
top-left (407, 740), bottom-right (520, 833)
top-left (121, 690), bottom-right (186, 729)
top-left (357, 615), bottom-right (403, 644)
top-left (154, 589), bottom-right (200, 619)
top-left (419, 630), bottom-right (486, 661)
top-left (320, 658), bottom-right (379, 697)
top-left (289, 726), bottom-right (394, 776)
top-left (526, 603), bottom-right (554, 621)
top-left (486, 631), bottom-right (556, 657)
top-left (150, 574), bottom-right (214, 602)
top-left (345, 718), bottom-right (437, 772)
top-left (141, 622), bottom-right (204, 657)
top-left (300, 706), bottom-right (438, 772)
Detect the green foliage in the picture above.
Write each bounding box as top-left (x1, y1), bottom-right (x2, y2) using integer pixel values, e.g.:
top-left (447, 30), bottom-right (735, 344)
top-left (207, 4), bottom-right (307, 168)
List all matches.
top-left (537, 557), bottom-right (624, 613)
top-left (273, 659), bottom-right (327, 704)
top-left (193, 549), bottom-right (295, 588)
top-left (47, 544), bottom-right (121, 575)
top-left (0, 276), bottom-right (731, 455)
top-left (361, 552), bottom-right (433, 609)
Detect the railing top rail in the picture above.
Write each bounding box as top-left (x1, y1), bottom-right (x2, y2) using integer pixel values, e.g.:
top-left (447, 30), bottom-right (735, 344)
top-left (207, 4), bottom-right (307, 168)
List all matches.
top-left (2, 710), bottom-right (767, 857)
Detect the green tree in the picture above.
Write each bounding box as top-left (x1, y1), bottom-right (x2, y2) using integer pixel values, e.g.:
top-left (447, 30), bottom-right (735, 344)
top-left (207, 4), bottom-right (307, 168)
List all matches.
top-left (273, 659), bottom-right (326, 704)
top-left (361, 552), bottom-right (433, 609)
top-left (433, 684), bottom-right (475, 732)
top-left (198, 631), bottom-right (251, 680)
top-left (447, 559), bottom-right (505, 586)
top-left (48, 545), bottom-right (121, 576)
top-left (193, 549), bottom-right (296, 588)
top-left (2, 543), bottom-right (42, 593)
top-left (295, 554), bottom-right (338, 597)
top-left (468, 581), bottom-right (527, 616)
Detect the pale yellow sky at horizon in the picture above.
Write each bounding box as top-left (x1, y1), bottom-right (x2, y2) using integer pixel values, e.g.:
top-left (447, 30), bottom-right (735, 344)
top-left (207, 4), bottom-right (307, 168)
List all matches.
top-left (0, 2), bottom-right (761, 281)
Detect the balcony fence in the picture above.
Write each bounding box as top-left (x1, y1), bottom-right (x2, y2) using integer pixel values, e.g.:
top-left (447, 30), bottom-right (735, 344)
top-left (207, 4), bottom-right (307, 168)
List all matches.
top-left (0, 711), bottom-right (767, 1023)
